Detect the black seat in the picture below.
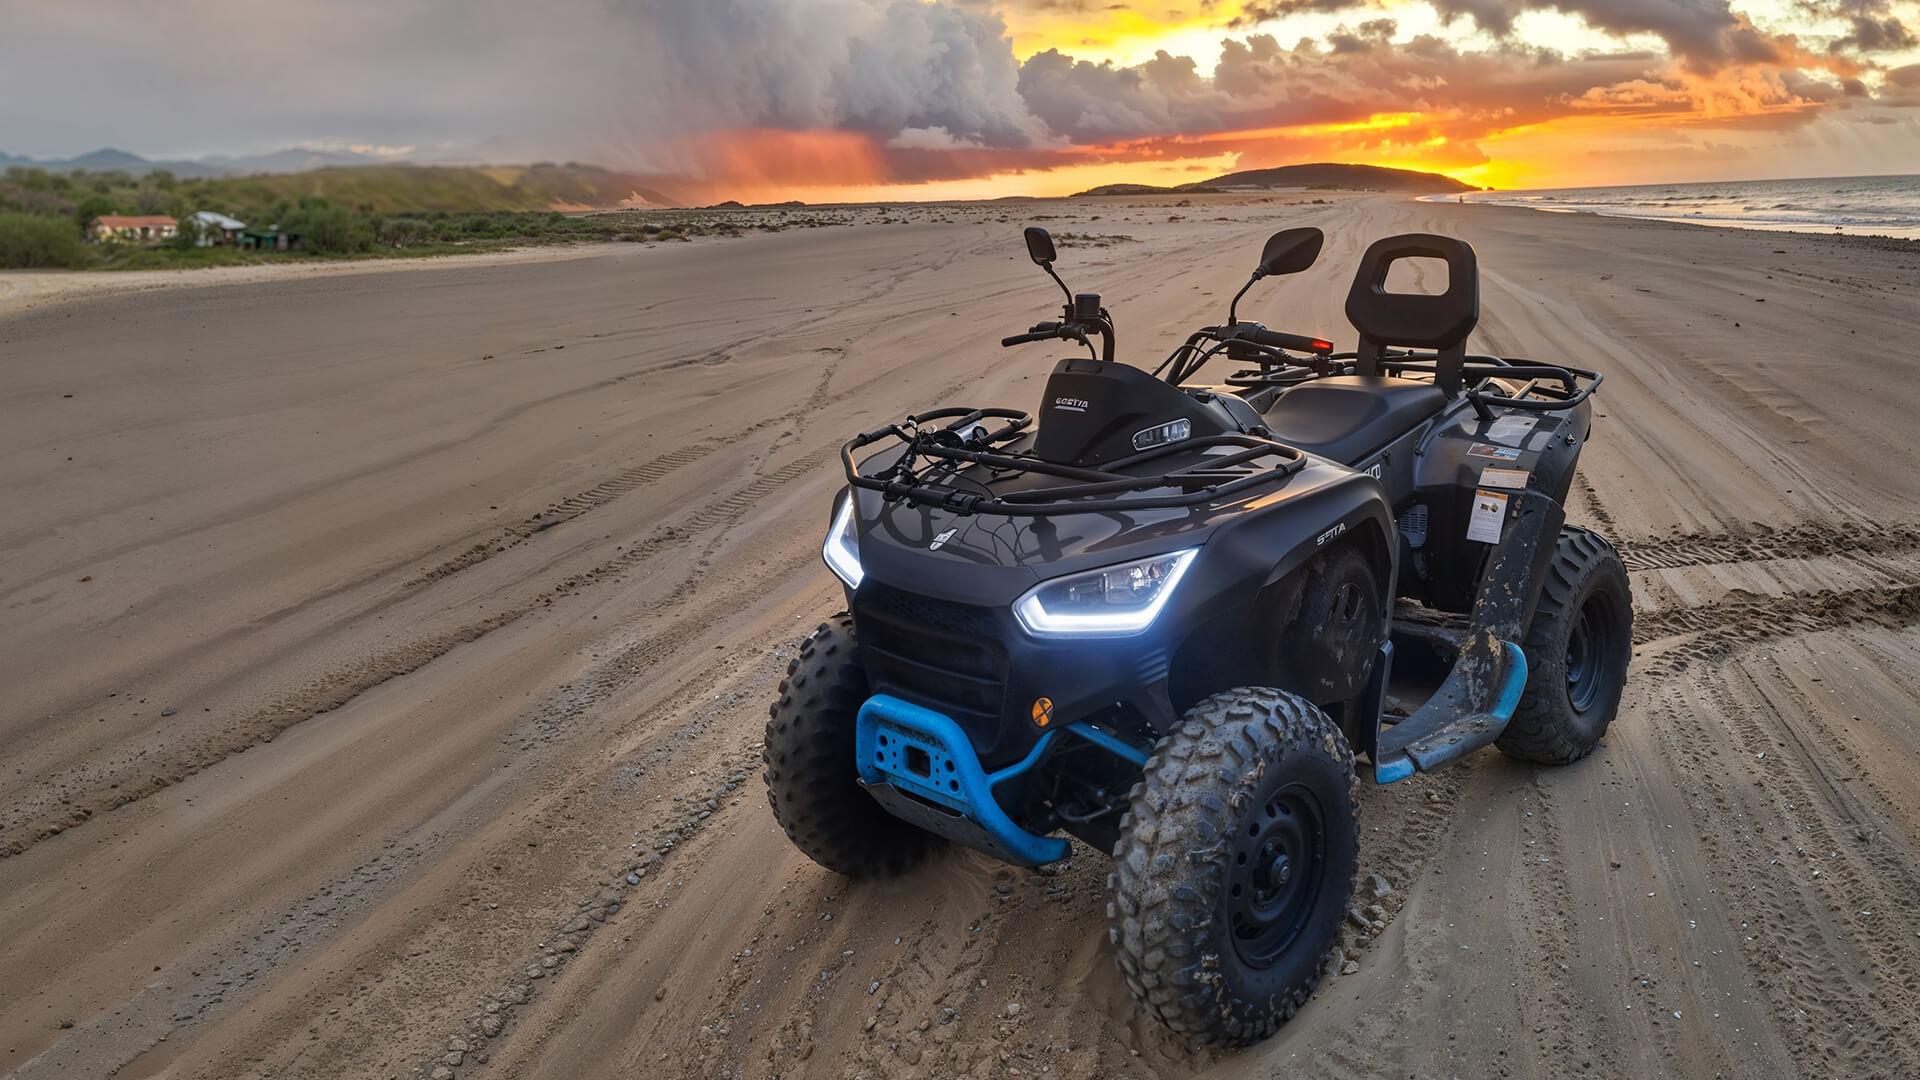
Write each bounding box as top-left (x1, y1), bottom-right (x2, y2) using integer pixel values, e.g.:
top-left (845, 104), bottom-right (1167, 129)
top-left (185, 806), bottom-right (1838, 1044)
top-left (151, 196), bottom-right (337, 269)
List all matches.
top-left (1260, 376), bottom-right (1446, 464)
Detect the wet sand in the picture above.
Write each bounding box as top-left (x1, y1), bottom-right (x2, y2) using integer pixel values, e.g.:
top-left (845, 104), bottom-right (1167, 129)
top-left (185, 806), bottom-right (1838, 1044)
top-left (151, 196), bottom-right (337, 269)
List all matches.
top-left (3, 193), bottom-right (1919, 1079)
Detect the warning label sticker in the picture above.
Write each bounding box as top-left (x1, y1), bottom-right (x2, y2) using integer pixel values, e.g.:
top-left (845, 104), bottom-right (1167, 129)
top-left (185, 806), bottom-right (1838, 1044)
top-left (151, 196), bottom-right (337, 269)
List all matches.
top-left (1478, 467), bottom-right (1530, 490)
top-left (1467, 490), bottom-right (1509, 544)
top-left (1484, 415), bottom-right (1536, 446)
top-left (1467, 443), bottom-right (1522, 461)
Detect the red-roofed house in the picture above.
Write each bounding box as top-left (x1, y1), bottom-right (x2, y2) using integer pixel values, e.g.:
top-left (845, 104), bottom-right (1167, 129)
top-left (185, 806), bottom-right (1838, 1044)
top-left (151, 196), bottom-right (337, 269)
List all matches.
top-left (89, 215), bottom-right (178, 242)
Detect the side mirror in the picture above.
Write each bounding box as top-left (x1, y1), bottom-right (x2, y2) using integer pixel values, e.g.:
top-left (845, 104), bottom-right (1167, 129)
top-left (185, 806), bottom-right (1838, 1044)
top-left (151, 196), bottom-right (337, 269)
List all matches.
top-left (1025, 226), bottom-right (1057, 267)
top-left (1258, 227), bottom-right (1323, 277)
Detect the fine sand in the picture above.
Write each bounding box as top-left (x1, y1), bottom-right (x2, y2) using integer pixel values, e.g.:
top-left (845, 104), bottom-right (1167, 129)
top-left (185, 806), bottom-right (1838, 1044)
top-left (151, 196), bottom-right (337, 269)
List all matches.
top-left (3, 193), bottom-right (1919, 1079)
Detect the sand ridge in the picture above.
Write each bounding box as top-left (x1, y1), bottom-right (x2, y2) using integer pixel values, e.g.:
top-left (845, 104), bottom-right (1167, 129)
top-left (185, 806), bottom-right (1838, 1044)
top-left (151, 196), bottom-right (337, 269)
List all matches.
top-left (2, 193), bottom-right (1919, 1078)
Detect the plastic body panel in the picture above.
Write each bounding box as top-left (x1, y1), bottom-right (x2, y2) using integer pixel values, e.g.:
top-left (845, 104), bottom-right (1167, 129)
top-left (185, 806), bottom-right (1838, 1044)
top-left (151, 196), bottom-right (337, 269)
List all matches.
top-left (1402, 396), bottom-right (1591, 611)
top-left (1032, 356), bottom-right (1245, 465)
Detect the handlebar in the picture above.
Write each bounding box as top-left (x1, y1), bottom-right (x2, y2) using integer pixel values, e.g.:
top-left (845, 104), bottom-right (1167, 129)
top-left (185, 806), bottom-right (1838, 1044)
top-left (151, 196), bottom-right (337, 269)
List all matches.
top-left (1000, 318), bottom-right (1112, 363)
top-left (1000, 322), bottom-right (1069, 347)
top-left (1231, 325), bottom-right (1333, 355)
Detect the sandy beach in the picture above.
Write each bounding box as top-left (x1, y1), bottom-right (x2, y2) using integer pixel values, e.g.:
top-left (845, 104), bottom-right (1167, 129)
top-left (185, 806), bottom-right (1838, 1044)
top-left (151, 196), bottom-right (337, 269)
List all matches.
top-left (4, 193), bottom-right (1920, 1079)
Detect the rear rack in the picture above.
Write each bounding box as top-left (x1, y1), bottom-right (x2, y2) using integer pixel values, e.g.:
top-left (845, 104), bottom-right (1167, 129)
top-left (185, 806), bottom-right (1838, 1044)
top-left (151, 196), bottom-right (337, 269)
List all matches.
top-left (842, 407), bottom-right (1307, 517)
top-left (1226, 350), bottom-right (1601, 420)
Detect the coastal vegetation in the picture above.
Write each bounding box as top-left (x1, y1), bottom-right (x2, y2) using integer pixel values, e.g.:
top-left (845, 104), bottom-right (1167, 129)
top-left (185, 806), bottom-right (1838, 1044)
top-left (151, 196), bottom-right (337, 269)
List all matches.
top-left (0, 162), bottom-right (698, 269)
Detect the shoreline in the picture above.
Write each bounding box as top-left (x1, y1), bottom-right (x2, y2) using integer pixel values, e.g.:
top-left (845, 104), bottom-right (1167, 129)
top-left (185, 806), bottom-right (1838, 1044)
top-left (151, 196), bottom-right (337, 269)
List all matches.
top-left (1419, 187), bottom-right (1920, 242)
top-left (1434, 198), bottom-right (1920, 254)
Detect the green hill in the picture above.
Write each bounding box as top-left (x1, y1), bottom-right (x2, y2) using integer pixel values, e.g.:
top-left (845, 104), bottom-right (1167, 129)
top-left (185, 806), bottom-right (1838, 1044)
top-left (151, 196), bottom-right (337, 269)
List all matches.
top-left (174, 164), bottom-right (682, 215)
top-left (1208, 163), bottom-right (1472, 193)
top-left (1075, 162), bottom-right (1471, 197)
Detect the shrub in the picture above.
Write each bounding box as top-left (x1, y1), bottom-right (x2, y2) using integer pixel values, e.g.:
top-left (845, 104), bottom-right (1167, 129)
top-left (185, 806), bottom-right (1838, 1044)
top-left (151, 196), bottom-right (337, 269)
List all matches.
top-left (377, 217), bottom-right (432, 247)
top-left (73, 194), bottom-right (116, 231)
top-left (0, 213), bottom-right (89, 268)
top-left (282, 205), bottom-right (373, 254)
top-left (166, 218), bottom-right (205, 250)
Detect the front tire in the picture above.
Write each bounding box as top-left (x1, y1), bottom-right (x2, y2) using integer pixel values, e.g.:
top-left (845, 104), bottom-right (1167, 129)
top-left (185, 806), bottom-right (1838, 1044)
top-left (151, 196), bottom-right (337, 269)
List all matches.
top-left (1109, 687), bottom-right (1359, 1047)
top-left (764, 614), bottom-right (942, 877)
top-left (1497, 525), bottom-right (1633, 764)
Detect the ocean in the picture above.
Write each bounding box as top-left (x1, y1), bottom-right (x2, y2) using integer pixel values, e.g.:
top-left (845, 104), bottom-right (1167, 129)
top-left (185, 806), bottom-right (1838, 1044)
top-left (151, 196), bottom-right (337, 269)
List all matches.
top-left (1422, 174), bottom-right (1920, 239)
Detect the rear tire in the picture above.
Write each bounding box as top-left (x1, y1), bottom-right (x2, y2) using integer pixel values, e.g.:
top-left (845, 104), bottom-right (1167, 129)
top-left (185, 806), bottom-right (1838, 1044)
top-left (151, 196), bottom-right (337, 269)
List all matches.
top-left (1498, 525), bottom-right (1633, 765)
top-left (1109, 687), bottom-right (1358, 1047)
top-left (764, 613), bottom-right (942, 877)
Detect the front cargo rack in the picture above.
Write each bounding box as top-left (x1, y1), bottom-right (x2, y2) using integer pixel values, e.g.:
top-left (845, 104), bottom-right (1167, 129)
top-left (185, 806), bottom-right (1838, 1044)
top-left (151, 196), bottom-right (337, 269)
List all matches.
top-left (842, 407), bottom-right (1307, 517)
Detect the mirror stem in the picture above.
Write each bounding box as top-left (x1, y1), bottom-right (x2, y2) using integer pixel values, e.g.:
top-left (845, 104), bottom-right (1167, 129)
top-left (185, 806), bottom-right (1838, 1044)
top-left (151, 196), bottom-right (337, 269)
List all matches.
top-left (1226, 270), bottom-right (1264, 326)
top-left (1042, 262), bottom-right (1073, 306)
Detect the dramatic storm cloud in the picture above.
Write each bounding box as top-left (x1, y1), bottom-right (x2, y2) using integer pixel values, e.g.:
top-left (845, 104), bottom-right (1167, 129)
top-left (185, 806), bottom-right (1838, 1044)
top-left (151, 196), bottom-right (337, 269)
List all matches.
top-left (609, 0), bottom-right (1049, 148)
top-left (4, 0), bottom-right (1919, 194)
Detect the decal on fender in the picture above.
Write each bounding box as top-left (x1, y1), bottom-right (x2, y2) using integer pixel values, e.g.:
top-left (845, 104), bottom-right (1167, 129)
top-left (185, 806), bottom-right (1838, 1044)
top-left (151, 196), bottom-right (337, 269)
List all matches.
top-left (1478, 467), bottom-right (1530, 490)
top-left (1466, 490), bottom-right (1509, 544)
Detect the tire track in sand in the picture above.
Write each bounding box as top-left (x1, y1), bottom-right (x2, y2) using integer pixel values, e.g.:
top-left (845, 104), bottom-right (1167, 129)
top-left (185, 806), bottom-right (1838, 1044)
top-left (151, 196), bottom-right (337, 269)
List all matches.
top-left (0, 449), bottom-right (834, 860)
top-left (1634, 582), bottom-right (1920, 673)
top-left (405, 441), bottom-right (726, 587)
top-left (1635, 659), bottom-right (1920, 1079)
top-left (1600, 509), bottom-right (1920, 1078)
top-left (1619, 520), bottom-right (1920, 572)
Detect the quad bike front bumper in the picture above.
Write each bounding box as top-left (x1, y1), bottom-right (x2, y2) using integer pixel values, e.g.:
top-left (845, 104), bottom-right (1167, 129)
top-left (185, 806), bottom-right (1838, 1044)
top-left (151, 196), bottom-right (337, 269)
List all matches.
top-left (855, 694), bottom-right (1147, 866)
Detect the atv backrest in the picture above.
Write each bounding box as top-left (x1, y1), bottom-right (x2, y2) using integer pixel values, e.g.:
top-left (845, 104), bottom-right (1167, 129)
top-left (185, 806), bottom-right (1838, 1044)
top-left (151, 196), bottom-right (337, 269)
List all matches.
top-left (1345, 234), bottom-right (1479, 395)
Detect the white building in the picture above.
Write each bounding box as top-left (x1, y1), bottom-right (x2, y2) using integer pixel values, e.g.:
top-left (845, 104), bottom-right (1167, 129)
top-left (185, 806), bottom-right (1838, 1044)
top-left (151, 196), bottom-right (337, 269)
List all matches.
top-left (185, 211), bottom-right (248, 247)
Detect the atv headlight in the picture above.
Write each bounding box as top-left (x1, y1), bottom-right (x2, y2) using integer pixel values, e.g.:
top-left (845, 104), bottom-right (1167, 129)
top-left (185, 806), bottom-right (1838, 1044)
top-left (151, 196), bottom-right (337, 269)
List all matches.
top-left (823, 497), bottom-right (863, 588)
top-left (1013, 549), bottom-right (1197, 637)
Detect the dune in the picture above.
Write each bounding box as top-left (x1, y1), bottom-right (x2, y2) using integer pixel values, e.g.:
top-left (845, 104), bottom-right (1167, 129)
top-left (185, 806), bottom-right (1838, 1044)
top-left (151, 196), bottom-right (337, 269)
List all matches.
top-left (3, 193), bottom-right (1919, 1079)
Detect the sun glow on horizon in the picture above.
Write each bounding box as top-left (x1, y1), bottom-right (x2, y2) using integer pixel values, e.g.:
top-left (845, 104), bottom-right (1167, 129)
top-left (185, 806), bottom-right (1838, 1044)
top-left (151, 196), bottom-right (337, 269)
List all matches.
top-left (628, 0), bottom-right (1920, 204)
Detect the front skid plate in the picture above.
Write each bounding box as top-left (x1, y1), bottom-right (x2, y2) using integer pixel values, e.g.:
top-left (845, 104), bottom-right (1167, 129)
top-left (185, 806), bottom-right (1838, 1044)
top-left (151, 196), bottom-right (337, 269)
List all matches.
top-left (854, 694), bottom-right (1070, 866)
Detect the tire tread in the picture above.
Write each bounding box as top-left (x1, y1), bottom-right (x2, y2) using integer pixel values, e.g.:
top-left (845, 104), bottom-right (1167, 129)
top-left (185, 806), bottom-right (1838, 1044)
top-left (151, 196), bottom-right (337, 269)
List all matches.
top-left (1108, 687), bottom-right (1358, 1047)
top-left (1497, 525), bottom-right (1633, 764)
top-left (763, 613), bottom-right (939, 877)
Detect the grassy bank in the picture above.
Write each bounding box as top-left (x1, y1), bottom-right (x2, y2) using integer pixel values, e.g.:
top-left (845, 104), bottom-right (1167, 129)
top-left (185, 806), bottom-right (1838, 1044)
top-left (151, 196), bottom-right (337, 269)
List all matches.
top-left (0, 196), bottom-right (882, 271)
top-left (0, 162), bottom-right (702, 269)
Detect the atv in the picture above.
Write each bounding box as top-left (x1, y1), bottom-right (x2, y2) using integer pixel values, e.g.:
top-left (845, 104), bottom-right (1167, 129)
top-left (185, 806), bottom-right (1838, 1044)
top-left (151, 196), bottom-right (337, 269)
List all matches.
top-left (763, 225), bottom-right (1632, 1046)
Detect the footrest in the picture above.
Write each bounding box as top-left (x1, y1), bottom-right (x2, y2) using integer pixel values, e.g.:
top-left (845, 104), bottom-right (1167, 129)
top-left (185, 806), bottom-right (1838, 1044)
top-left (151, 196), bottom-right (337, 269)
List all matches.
top-left (855, 694), bottom-right (1069, 866)
top-left (1375, 637), bottom-right (1527, 783)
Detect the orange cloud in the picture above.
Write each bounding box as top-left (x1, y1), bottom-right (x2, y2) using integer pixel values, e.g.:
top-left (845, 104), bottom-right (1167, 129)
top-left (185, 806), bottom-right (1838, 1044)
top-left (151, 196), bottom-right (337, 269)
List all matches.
top-left (609, 0), bottom-right (1920, 202)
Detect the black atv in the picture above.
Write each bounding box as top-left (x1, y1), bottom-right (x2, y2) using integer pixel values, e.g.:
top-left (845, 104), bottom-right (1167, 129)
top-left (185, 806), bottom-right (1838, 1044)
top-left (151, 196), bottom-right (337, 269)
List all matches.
top-left (763, 226), bottom-right (1632, 1046)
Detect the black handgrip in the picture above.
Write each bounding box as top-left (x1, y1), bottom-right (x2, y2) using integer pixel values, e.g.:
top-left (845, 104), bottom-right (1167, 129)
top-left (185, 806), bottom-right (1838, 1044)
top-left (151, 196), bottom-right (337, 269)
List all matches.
top-left (1000, 321), bottom-right (1069, 348)
top-left (1240, 326), bottom-right (1333, 354)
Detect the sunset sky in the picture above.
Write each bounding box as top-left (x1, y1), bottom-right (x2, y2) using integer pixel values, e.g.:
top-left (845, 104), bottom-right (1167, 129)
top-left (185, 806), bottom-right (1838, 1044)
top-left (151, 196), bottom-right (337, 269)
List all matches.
top-left (5, 0), bottom-right (1919, 200)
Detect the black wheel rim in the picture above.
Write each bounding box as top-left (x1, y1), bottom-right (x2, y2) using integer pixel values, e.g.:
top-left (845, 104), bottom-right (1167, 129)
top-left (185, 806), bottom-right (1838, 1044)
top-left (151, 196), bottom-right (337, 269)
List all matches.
top-left (1227, 781), bottom-right (1327, 969)
top-left (1565, 589), bottom-right (1618, 713)
top-left (1333, 581), bottom-right (1363, 624)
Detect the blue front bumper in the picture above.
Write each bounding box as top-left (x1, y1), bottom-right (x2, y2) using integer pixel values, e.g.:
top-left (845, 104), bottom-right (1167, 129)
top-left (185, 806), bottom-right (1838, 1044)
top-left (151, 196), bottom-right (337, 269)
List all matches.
top-left (854, 694), bottom-right (1071, 866)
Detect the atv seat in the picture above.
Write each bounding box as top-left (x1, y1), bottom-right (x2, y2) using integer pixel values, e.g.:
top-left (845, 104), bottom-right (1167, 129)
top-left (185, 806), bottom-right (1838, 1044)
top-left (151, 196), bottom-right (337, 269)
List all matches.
top-left (1260, 376), bottom-right (1446, 464)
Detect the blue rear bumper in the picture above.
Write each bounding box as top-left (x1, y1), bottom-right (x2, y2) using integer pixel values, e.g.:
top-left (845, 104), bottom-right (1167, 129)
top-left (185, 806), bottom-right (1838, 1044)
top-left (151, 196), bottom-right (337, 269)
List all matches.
top-left (854, 694), bottom-right (1071, 866)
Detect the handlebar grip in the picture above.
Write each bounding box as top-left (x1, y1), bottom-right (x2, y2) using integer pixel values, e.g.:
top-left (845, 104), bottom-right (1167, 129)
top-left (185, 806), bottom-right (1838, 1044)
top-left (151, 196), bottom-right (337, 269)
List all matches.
top-left (1242, 327), bottom-right (1334, 354)
top-left (1002, 321), bottom-right (1072, 347)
